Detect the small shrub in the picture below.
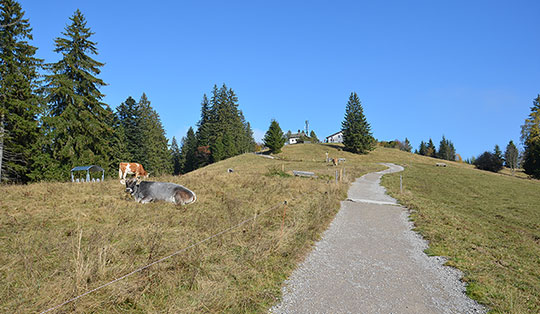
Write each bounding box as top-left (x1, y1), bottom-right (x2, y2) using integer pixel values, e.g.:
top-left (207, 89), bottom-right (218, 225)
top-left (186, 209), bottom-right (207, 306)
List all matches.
top-left (474, 151), bottom-right (503, 172)
top-left (265, 166), bottom-right (292, 177)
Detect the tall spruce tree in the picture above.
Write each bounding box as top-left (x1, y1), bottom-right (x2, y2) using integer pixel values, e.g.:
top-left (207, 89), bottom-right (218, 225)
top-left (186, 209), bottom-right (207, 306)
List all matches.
top-left (504, 140), bottom-right (518, 175)
top-left (138, 93), bottom-right (171, 175)
top-left (418, 141), bottom-right (427, 155)
top-left (426, 139), bottom-right (437, 157)
top-left (116, 96), bottom-right (140, 162)
top-left (181, 127), bottom-right (197, 173)
top-left (521, 95), bottom-right (540, 178)
top-left (40, 10), bottom-right (111, 180)
top-left (170, 136), bottom-right (182, 175)
top-left (437, 136), bottom-right (456, 161)
top-left (197, 84), bottom-right (255, 164)
top-left (263, 119), bottom-right (286, 153)
top-left (341, 92), bottom-right (374, 154)
top-left (0, 0), bottom-right (42, 183)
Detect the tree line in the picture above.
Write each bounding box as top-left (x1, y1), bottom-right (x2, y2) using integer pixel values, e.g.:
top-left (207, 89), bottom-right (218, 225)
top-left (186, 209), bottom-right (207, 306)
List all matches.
top-left (170, 84), bottom-right (255, 175)
top-left (0, 2), bottom-right (254, 183)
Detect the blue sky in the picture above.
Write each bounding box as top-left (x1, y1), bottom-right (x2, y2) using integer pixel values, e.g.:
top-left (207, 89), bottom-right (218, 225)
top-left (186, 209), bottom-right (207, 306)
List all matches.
top-left (19, 0), bottom-right (540, 159)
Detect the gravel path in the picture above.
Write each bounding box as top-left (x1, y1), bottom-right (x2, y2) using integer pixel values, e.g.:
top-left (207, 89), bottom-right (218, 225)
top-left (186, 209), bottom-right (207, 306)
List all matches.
top-left (270, 163), bottom-right (486, 314)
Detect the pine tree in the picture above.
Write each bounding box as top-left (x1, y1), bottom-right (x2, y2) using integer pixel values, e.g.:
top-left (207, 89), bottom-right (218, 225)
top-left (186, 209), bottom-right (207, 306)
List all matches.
top-left (438, 136), bottom-right (456, 161)
top-left (41, 9), bottom-right (111, 180)
top-left (310, 130), bottom-right (319, 143)
top-left (170, 136), bottom-right (182, 175)
top-left (401, 138), bottom-right (412, 152)
top-left (494, 145), bottom-right (503, 161)
top-left (426, 139), bottom-right (437, 157)
top-left (138, 93), bottom-right (171, 176)
top-left (521, 95), bottom-right (540, 178)
top-left (181, 127), bottom-right (197, 173)
top-left (116, 96), bottom-right (141, 162)
top-left (105, 106), bottom-right (130, 175)
top-left (418, 141), bottom-right (427, 155)
top-left (263, 119), bottom-right (286, 153)
top-left (341, 92), bottom-right (374, 154)
top-left (504, 140), bottom-right (518, 175)
top-left (0, 0), bottom-right (42, 183)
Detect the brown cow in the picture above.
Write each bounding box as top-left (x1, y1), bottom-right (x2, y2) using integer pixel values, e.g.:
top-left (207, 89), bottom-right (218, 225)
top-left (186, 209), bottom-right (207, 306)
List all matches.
top-left (119, 162), bottom-right (148, 181)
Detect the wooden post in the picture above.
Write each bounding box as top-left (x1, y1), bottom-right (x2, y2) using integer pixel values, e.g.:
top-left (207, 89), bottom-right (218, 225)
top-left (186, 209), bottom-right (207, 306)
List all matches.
top-left (400, 175), bottom-right (403, 193)
top-left (280, 201), bottom-right (288, 238)
top-left (282, 164), bottom-right (284, 172)
top-left (335, 170), bottom-right (338, 184)
top-left (340, 168), bottom-right (343, 182)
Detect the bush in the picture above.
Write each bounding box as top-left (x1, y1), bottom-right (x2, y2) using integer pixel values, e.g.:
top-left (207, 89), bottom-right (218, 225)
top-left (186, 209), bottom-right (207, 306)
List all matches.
top-left (474, 151), bottom-right (503, 172)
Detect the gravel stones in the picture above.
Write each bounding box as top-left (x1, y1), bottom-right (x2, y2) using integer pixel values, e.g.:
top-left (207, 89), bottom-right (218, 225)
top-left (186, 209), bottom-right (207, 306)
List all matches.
top-left (270, 163), bottom-right (486, 314)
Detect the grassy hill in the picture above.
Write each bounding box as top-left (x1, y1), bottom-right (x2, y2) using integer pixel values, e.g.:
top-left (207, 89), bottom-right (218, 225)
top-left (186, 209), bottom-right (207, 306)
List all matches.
top-left (1, 144), bottom-right (539, 313)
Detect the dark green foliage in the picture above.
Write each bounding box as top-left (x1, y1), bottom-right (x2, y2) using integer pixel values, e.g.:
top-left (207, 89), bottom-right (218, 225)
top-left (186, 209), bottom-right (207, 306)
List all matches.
top-left (521, 95), bottom-right (540, 178)
top-left (309, 130), bottom-right (319, 143)
top-left (116, 96), bottom-right (140, 162)
top-left (427, 139), bottom-right (437, 157)
top-left (504, 140), bottom-right (518, 174)
top-left (170, 136), bottom-right (182, 175)
top-left (494, 145), bottom-right (503, 161)
top-left (39, 9), bottom-right (111, 181)
top-left (474, 151), bottom-right (503, 172)
top-left (263, 119), bottom-right (286, 153)
top-left (437, 136), bottom-right (456, 161)
top-left (522, 139), bottom-right (540, 178)
top-left (341, 92), bottom-right (374, 154)
top-left (418, 141), bottom-right (427, 155)
top-left (105, 106), bottom-right (130, 175)
top-left (195, 84), bottom-right (255, 164)
top-left (137, 93), bottom-right (171, 176)
top-left (0, 0), bottom-right (42, 183)
top-left (181, 127), bottom-right (197, 173)
top-left (402, 138), bottom-right (412, 152)
top-left (115, 93), bottom-right (172, 176)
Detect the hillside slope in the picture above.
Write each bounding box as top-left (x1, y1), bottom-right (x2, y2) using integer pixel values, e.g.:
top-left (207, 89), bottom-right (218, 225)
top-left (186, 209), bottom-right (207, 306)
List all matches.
top-left (1, 144), bottom-right (539, 313)
top-left (0, 144), bottom-right (383, 313)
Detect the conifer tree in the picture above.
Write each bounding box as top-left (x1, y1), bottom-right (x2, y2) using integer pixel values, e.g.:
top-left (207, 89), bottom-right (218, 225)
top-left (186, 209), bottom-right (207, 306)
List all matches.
top-left (138, 93), bottom-right (171, 175)
top-left (181, 127), bottom-right (197, 173)
top-left (263, 119), bottom-right (286, 153)
top-left (418, 141), bottom-right (427, 155)
top-left (170, 136), bottom-right (182, 175)
top-left (494, 145), bottom-right (503, 162)
top-left (41, 10), bottom-right (111, 180)
top-left (504, 140), bottom-right (518, 175)
top-left (521, 95), bottom-right (540, 178)
top-left (426, 139), bottom-right (437, 157)
top-left (116, 96), bottom-right (140, 162)
top-left (341, 92), bottom-right (374, 154)
top-left (437, 136), bottom-right (456, 161)
top-left (0, 0), bottom-right (42, 182)
top-left (310, 130), bottom-right (319, 143)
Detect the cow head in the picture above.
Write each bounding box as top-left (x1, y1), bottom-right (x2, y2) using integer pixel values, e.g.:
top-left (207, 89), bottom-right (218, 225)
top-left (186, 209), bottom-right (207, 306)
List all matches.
top-left (125, 178), bottom-right (139, 195)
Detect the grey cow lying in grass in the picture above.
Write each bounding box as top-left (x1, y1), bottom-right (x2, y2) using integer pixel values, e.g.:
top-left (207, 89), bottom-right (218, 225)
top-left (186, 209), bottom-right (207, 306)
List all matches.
top-left (125, 178), bottom-right (197, 205)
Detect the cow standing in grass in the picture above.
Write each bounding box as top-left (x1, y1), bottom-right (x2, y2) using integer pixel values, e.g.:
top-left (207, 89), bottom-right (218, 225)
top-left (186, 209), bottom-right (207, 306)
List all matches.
top-left (119, 162), bottom-right (148, 181)
top-left (125, 178), bottom-right (197, 206)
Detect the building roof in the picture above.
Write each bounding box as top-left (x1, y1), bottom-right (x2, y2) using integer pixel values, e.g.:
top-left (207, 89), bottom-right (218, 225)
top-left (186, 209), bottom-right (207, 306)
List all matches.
top-left (71, 165), bottom-right (104, 172)
top-left (326, 131), bottom-right (343, 138)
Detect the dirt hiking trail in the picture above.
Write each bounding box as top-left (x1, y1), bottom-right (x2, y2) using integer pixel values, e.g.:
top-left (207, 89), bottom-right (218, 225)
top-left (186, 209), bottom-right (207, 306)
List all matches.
top-left (271, 163), bottom-right (485, 314)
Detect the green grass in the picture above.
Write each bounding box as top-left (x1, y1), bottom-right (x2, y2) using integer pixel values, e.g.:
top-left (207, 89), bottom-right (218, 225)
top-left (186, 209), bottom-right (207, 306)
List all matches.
top-left (371, 148), bottom-right (540, 313)
top-left (2, 144), bottom-right (539, 313)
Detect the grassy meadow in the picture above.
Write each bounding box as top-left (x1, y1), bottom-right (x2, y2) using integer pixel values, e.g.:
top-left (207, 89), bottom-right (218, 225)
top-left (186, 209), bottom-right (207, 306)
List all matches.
top-left (1, 144), bottom-right (540, 313)
top-left (374, 149), bottom-right (540, 313)
top-left (0, 144), bottom-right (383, 313)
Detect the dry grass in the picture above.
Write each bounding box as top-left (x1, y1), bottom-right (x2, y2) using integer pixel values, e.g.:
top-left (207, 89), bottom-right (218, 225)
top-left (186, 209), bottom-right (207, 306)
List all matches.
top-left (0, 143), bottom-right (383, 313)
top-left (3, 145), bottom-right (538, 313)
